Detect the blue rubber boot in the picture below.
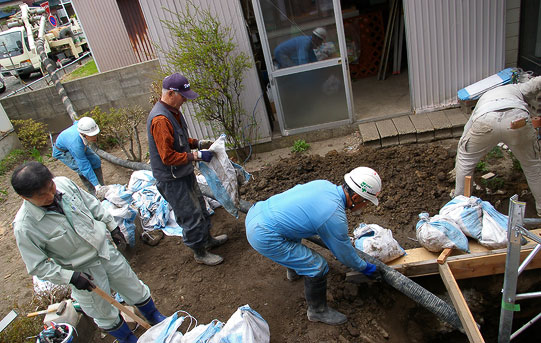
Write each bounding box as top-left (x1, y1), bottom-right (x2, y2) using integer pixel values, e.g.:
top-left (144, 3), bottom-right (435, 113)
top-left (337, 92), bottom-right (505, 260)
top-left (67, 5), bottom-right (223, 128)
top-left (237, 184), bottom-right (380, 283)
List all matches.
top-left (106, 319), bottom-right (138, 343)
top-left (136, 297), bottom-right (167, 325)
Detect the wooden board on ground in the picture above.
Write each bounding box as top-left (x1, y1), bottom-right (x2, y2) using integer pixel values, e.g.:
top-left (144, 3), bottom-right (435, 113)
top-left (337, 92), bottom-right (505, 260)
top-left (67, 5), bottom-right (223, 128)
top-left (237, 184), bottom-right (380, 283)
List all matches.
top-left (347, 229), bottom-right (541, 280)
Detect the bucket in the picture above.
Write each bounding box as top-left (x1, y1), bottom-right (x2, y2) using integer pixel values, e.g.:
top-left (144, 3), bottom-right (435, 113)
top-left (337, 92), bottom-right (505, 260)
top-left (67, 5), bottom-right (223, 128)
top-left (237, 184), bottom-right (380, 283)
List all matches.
top-left (36, 323), bottom-right (75, 343)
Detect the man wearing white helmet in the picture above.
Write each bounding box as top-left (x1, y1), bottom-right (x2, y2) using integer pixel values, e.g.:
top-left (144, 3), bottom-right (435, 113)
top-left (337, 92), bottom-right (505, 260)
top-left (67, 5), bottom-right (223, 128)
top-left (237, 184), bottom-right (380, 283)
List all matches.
top-left (274, 27), bottom-right (327, 69)
top-left (245, 166), bottom-right (382, 325)
top-left (52, 117), bottom-right (104, 194)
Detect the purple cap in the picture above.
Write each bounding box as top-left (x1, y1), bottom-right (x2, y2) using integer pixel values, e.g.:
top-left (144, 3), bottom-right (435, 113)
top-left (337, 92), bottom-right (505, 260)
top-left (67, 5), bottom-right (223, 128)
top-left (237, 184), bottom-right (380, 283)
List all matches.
top-left (162, 73), bottom-right (199, 99)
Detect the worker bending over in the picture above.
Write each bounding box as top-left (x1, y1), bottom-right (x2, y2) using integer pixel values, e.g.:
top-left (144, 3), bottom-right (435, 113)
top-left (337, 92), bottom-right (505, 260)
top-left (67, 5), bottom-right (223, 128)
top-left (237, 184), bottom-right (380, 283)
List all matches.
top-left (52, 117), bottom-right (104, 195)
top-left (454, 76), bottom-right (541, 216)
top-left (12, 162), bottom-right (166, 343)
top-left (245, 167), bottom-right (383, 325)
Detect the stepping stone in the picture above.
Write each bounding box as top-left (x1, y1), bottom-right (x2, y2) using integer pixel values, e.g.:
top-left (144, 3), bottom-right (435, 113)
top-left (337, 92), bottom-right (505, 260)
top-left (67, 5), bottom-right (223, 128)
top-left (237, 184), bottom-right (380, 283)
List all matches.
top-left (375, 119), bottom-right (399, 147)
top-left (409, 113), bottom-right (434, 142)
top-left (392, 115), bottom-right (416, 144)
top-left (445, 108), bottom-right (469, 138)
top-left (427, 111), bottom-right (453, 140)
top-left (358, 122), bottom-right (381, 148)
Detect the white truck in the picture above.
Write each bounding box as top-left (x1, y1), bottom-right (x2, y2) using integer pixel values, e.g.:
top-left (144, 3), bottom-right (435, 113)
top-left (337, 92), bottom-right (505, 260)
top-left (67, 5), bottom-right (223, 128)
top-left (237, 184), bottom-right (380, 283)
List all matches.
top-left (0, 4), bottom-right (87, 79)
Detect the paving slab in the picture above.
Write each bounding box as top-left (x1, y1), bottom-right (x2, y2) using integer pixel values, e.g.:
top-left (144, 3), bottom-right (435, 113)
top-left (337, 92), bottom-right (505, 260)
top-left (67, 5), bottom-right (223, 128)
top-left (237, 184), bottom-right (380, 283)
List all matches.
top-left (445, 108), bottom-right (469, 138)
top-left (392, 115), bottom-right (417, 144)
top-left (427, 111), bottom-right (453, 140)
top-left (358, 122), bottom-right (381, 148)
top-left (375, 119), bottom-right (399, 147)
top-left (409, 113), bottom-right (435, 142)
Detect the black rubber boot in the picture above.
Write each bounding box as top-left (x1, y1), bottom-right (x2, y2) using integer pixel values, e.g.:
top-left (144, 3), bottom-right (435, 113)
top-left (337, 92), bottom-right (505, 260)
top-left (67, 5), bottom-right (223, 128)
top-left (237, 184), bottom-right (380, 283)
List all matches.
top-left (205, 234), bottom-right (228, 250)
top-left (192, 247), bottom-right (223, 266)
top-left (286, 268), bottom-right (300, 281)
top-left (94, 167), bottom-right (105, 185)
top-left (78, 174), bottom-right (95, 193)
top-left (304, 274), bottom-right (347, 325)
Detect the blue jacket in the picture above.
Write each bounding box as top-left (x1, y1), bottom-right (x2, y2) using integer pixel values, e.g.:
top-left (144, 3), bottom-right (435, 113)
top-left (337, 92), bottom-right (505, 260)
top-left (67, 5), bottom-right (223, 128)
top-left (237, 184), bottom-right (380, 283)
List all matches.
top-left (274, 36), bottom-right (317, 68)
top-left (53, 122), bottom-right (100, 186)
top-left (246, 180), bottom-right (368, 273)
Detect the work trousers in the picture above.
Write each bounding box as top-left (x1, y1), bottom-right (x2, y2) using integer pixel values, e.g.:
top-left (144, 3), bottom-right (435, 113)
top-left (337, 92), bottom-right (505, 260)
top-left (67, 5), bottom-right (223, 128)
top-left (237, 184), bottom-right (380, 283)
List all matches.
top-left (455, 108), bottom-right (541, 214)
top-left (53, 147), bottom-right (103, 193)
top-left (245, 203), bottom-right (329, 278)
top-left (70, 242), bottom-right (150, 330)
top-left (156, 173), bottom-right (212, 249)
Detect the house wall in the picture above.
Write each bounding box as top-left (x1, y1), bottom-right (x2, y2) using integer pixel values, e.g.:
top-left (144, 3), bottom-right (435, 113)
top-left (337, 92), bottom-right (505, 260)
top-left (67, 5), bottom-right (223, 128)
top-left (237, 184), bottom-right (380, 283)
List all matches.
top-left (505, 0), bottom-right (521, 67)
top-left (138, 0), bottom-right (272, 143)
top-left (71, 0), bottom-right (154, 72)
top-left (0, 59), bottom-right (159, 134)
top-left (403, 0), bottom-right (506, 113)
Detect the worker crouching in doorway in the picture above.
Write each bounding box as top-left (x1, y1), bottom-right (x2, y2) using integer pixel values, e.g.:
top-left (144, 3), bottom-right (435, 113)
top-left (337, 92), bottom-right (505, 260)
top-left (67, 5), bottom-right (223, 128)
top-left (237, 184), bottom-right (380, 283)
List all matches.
top-left (245, 167), bottom-right (384, 325)
top-left (11, 162), bottom-right (166, 343)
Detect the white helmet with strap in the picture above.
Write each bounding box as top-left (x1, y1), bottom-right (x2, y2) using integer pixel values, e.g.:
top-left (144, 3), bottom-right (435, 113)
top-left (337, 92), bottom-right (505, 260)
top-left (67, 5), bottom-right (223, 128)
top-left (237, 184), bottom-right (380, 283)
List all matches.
top-left (77, 117), bottom-right (100, 136)
top-left (344, 167), bottom-right (381, 206)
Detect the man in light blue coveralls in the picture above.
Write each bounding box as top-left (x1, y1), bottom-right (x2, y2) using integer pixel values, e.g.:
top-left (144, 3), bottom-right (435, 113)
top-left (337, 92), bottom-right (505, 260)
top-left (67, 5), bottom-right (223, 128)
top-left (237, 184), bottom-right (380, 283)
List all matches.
top-left (52, 117), bottom-right (104, 194)
top-left (245, 167), bottom-right (383, 325)
top-left (274, 27), bottom-right (326, 69)
top-left (12, 162), bottom-right (166, 343)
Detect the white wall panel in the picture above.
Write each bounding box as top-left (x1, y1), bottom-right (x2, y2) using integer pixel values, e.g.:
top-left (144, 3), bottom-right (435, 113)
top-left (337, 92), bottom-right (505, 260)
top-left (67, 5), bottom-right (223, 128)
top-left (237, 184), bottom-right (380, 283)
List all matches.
top-left (139, 0), bottom-right (271, 143)
top-left (403, 0), bottom-right (505, 112)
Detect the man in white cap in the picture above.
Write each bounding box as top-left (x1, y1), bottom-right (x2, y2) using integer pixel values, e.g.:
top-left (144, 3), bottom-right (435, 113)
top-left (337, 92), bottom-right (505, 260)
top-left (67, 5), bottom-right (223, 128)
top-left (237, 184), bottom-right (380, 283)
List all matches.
top-left (147, 73), bottom-right (228, 266)
top-left (53, 117), bottom-right (104, 194)
top-left (274, 27), bottom-right (327, 69)
top-left (245, 167), bottom-right (383, 325)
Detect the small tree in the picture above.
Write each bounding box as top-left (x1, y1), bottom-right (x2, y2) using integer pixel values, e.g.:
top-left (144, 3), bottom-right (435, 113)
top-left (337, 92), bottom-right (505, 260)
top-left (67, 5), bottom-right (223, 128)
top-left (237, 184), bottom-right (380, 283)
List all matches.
top-left (162, 1), bottom-right (255, 161)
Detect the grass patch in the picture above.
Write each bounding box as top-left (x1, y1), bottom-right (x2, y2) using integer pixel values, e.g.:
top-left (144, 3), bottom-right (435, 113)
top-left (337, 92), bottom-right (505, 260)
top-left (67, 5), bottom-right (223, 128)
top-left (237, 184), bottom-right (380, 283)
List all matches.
top-left (481, 177), bottom-right (505, 190)
top-left (476, 161), bottom-right (488, 173)
top-left (62, 59), bottom-right (98, 81)
top-left (486, 146), bottom-right (504, 159)
top-left (0, 149), bottom-right (28, 176)
top-left (291, 139), bottom-right (310, 153)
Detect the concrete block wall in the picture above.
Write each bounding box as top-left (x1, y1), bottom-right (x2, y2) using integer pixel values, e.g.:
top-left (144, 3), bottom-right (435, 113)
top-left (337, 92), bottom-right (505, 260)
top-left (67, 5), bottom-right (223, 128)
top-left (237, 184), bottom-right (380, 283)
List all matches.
top-left (505, 0), bottom-right (521, 68)
top-left (0, 59), bottom-right (160, 134)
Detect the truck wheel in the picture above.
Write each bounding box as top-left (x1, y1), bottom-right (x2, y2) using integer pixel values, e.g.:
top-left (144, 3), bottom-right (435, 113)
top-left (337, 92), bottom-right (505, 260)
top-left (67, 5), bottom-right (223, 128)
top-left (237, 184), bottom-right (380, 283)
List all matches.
top-left (19, 73), bottom-right (31, 80)
top-left (59, 27), bottom-right (73, 39)
top-left (0, 83), bottom-right (6, 93)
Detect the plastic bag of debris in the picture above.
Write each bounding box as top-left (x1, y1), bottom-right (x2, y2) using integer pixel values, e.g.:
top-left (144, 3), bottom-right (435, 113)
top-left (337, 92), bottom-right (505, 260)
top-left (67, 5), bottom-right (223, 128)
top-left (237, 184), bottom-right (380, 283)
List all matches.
top-left (478, 200), bottom-right (509, 249)
top-left (353, 223), bottom-right (406, 263)
top-left (440, 195), bottom-right (483, 240)
top-left (416, 212), bottom-right (470, 253)
top-left (198, 134), bottom-right (251, 218)
top-left (138, 311), bottom-right (185, 343)
top-left (208, 305), bottom-right (270, 343)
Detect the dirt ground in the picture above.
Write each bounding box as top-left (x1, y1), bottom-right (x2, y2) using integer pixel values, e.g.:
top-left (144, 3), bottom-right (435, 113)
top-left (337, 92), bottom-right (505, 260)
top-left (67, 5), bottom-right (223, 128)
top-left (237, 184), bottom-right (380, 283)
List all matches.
top-left (0, 132), bottom-right (540, 342)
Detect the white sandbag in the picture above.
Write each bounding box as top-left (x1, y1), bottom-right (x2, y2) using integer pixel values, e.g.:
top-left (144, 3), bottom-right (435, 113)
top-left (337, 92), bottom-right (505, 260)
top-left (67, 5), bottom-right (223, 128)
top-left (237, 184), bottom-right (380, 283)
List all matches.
top-left (127, 170), bottom-right (156, 193)
top-left (353, 223), bottom-right (406, 263)
top-left (479, 201), bottom-right (509, 249)
top-left (415, 213), bottom-right (470, 253)
top-left (181, 319), bottom-right (223, 342)
top-left (209, 305), bottom-right (270, 343)
top-left (440, 195), bottom-right (483, 240)
top-left (198, 135), bottom-right (251, 218)
top-left (138, 312), bottom-right (185, 343)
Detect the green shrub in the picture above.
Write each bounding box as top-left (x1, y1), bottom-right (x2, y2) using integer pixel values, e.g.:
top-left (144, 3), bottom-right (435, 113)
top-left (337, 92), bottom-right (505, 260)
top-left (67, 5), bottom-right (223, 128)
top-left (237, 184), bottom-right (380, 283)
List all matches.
top-left (291, 139), bottom-right (310, 153)
top-left (475, 161), bottom-right (488, 173)
top-left (11, 119), bottom-right (48, 150)
top-left (481, 177), bottom-right (505, 190)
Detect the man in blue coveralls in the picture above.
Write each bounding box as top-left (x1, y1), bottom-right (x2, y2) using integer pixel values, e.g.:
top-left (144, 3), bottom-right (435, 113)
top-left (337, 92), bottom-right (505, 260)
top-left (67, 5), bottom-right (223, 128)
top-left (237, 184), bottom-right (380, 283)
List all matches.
top-left (52, 117), bottom-right (104, 195)
top-left (245, 167), bottom-right (383, 325)
top-left (273, 27), bottom-right (327, 69)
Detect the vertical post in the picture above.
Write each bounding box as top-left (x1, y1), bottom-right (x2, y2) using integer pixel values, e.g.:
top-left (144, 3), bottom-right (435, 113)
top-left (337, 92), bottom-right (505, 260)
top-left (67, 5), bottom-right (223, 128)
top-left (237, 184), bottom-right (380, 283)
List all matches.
top-left (498, 195), bottom-right (526, 342)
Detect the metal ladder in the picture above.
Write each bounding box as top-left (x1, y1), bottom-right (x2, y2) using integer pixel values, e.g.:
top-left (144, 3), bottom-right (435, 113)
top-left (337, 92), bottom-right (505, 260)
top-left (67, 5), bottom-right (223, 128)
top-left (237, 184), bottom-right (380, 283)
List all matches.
top-left (498, 195), bottom-right (541, 342)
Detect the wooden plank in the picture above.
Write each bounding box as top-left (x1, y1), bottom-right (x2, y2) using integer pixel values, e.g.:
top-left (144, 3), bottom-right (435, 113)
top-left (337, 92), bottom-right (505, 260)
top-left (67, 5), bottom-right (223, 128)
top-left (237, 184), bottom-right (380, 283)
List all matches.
top-left (464, 175), bottom-right (472, 198)
top-left (439, 263), bottom-right (485, 343)
top-left (437, 248), bottom-right (453, 264)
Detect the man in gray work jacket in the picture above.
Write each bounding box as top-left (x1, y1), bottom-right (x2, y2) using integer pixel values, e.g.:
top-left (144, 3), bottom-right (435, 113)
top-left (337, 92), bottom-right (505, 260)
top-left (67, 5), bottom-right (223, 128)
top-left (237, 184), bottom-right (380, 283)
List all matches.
top-left (12, 162), bottom-right (166, 343)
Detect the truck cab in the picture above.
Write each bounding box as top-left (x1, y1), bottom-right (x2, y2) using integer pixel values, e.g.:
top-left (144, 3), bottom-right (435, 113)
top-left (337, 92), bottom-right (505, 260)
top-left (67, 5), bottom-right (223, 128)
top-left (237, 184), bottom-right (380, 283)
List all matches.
top-left (0, 26), bottom-right (49, 79)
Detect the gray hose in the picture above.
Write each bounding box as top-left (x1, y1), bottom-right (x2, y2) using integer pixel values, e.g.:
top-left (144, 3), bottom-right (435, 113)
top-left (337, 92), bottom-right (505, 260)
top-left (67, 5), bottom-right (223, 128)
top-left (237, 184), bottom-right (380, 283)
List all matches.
top-left (305, 236), bottom-right (465, 331)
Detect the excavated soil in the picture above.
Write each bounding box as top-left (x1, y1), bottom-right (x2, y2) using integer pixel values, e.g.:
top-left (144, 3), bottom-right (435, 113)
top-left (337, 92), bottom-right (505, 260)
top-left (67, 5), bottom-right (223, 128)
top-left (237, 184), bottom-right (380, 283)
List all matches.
top-left (0, 135), bottom-right (540, 342)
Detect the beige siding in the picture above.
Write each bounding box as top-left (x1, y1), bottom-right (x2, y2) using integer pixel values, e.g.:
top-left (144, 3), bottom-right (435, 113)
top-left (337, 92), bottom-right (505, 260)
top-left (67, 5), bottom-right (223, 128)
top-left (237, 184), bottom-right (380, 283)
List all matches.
top-left (139, 0), bottom-right (272, 143)
top-left (71, 0), bottom-right (140, 72)
top-left (403, 0), bottom-right (505, 112)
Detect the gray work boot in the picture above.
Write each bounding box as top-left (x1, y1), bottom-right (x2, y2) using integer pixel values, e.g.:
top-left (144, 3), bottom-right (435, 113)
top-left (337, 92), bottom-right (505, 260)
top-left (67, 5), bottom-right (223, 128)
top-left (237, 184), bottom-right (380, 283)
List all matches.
top-left (304, 274), bottom-right (347, 325)
top-left (286, 268), bottom-right (300, 281)
top-left (205, 234), bottom-right (228, 250)
top-left (193, 247), bottom-right (223, 266)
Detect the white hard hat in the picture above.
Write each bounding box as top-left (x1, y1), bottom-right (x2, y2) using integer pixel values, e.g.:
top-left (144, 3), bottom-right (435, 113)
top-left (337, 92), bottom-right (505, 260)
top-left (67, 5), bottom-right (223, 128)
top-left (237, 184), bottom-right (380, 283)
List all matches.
top-left (312, 27), bottom-right (327, 41)
top-left (77, 117), bottom-right (100, 136)
top-left (344, 167), bottom-right (382, 206)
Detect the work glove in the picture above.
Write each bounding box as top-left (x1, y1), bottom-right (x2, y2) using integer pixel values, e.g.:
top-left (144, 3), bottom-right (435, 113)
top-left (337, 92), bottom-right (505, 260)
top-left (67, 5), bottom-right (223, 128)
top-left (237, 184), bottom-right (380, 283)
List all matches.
top-left (111, 227), bottom-right (127, 246)
top-left (198, 139), bottom-right (214, 150)
top-left (362, 262), bottom-right (383, 282)
top-left (197, 150), bottom-right (213, 163)
top-left (70, 272), bottom-right (96, 291)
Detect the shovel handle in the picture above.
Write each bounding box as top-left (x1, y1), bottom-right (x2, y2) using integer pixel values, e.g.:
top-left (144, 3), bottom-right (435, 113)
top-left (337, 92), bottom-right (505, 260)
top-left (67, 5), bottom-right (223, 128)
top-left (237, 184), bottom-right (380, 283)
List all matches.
top-left (26, 307), bottom-right (56, 317)
top-left (92, 286), bottom-right (151, 329)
